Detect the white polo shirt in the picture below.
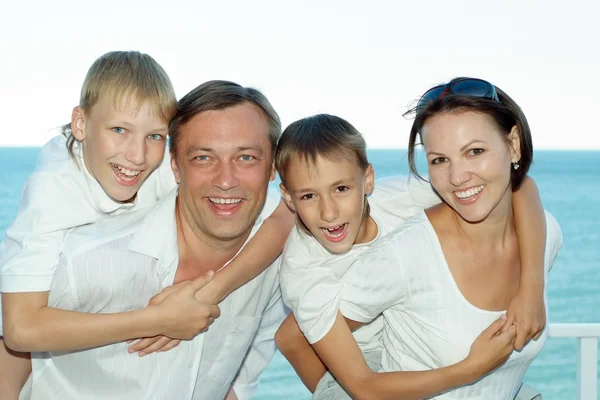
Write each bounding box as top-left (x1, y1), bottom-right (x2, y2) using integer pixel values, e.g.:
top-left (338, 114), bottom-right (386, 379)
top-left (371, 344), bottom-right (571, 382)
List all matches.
top-left (0, 134), bottom-right (176, 293)
top-left (280, 176), bottom-right (441, 352)
top-left (337, 211), bottom-right (562, 399)
top-left (23, 188), bottom-right (286, 400)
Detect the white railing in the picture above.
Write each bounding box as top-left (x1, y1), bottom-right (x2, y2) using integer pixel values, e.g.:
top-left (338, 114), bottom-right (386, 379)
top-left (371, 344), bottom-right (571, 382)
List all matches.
top-left (548, 323), bottom-right (600, 400)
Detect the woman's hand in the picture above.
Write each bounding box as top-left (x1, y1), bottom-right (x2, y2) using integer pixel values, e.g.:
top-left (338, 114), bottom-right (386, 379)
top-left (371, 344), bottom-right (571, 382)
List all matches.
top-left (464, 315), bottom-right (518, 379)
top-left (504, 286), bottom-right (546, 351)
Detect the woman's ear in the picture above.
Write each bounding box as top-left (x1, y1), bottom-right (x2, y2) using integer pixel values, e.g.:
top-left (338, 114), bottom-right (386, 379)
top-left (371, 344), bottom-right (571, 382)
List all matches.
top-left (508, 125), bottom-right (521, 163)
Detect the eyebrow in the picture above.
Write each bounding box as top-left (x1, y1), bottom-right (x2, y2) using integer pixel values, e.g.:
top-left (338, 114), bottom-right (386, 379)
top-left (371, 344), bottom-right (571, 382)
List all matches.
top-left (185, 145), bottom-right (265, 156)
top-left (292, 178), bottom-right (354, 195)
top-left (426, 140), bottom-right (487, 157)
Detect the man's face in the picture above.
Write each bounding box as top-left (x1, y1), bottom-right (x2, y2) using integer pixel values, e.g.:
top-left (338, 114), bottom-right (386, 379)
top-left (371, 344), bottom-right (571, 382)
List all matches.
top-left (171, 102), bottom-right (275, 245)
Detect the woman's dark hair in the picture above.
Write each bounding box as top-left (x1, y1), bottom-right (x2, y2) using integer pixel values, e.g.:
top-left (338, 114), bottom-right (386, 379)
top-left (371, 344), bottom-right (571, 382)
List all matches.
top-left (405, 78), bottom-right (533, 190)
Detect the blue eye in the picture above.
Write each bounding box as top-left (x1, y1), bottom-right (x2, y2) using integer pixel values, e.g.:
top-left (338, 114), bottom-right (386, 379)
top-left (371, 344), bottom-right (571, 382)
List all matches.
top-left (240, 155), bottom-right (255, 161)
top-left (195, 155), bottom-right (209, 161)
top-left (148, 134), bottom-right (164, 141)
top-left (112, 127), bottom-right (126, 134)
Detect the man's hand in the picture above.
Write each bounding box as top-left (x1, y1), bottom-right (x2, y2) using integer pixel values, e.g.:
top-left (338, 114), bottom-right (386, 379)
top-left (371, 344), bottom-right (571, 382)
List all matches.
top-left (504, 286), bottom-right (546, 351)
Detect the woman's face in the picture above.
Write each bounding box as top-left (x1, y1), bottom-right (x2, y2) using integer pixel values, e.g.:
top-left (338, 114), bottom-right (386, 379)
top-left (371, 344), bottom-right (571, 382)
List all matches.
top-left (421, 111), bottom-right (520, 223)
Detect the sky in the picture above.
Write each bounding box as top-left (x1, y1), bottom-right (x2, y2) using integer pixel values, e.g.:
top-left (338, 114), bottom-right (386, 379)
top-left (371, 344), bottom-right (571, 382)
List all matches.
top-left (1, 0), bottom-right (599, 149)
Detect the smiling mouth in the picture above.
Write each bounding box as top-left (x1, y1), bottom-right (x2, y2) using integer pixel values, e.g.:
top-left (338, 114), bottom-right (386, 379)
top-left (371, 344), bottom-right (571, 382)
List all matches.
top-left (208, 197), bottom-right (243, 205)
top-left (321, 223), bottom-right (348, 241)
top-left (111, 163), bottom-right (143, 186)
top-left (454, 185), bottom-right (485, 200)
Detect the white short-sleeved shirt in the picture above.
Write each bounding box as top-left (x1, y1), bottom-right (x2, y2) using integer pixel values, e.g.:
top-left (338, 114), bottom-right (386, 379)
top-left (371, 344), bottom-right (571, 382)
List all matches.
top-left (280, 176), bottom-right (440, 352)
top-left (23, 189), bottom-right (286, 400)
top-left (0, 134), bottom-right (176, 293)
top-left (337, 211), bottom-right (562, 399)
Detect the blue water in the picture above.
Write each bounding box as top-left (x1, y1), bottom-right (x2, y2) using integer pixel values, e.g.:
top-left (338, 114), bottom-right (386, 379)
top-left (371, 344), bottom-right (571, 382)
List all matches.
top-left (1, 147), bottom-right (598, 399)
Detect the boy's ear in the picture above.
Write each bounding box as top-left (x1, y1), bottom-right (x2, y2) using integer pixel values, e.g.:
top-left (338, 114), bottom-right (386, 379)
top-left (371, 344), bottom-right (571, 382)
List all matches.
top-left (171, 155), bottom-right (181, 184)
top-left (508, 125), bottom-right (521, 163)
top-left (71, 106), bottom-right (86, 141)
top-left (279, 183), bottom-right (296, 212)
top-left (364, 163), bottom-right (375, 196)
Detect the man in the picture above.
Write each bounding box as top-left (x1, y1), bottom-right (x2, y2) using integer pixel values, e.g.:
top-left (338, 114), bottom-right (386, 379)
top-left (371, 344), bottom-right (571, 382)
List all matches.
top-left (24, 81), bottom-right (288, 400)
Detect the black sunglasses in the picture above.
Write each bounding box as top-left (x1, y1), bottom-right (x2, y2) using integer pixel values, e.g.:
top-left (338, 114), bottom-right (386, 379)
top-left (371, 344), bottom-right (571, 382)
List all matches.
top-left (417, 78), bottom-right (499, 109)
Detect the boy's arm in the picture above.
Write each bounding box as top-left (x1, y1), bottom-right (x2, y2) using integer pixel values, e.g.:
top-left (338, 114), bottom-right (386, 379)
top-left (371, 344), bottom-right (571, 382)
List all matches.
top-left (275, 313), bottom-right (364, 393)
top-left (196, 199), bottom-right (294, 304)
top-left (1, 272), bottom-right (219, 352)
top-left (275, 313), bottom-right (327, 392)
top-left (508, 176), bottom-right (547, 350)
top-left (312, 312), bottom-right (516, 400)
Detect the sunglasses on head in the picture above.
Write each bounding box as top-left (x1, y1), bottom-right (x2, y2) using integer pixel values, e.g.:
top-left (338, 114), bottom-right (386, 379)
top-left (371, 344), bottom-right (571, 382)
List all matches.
top-left (417, 78), bottom-right (499, 109)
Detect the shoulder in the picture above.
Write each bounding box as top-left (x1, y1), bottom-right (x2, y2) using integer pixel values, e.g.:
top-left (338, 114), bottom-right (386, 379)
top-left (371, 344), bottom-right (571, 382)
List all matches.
top-left (366, 211), bottom-right (432, 258)
top-left (35, 134), bottom-right (82, 175)
top-left (61, 207), bottom-right (148, 259)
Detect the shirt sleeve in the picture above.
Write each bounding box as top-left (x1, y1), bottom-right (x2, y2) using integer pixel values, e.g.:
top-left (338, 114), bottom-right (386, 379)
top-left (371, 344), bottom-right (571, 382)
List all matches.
top-left (544, 211), bottom-right (563, 273)
top-left (0, 173), bottom-right (87, 292)
top-left (339, 231), bottom-right (409, 323)
top-left (280, 228), bottom-right (346, 344)
top-left (231, 273), bottom-right (289, 400)
top-left (371, 176), bottom-right (441, 222)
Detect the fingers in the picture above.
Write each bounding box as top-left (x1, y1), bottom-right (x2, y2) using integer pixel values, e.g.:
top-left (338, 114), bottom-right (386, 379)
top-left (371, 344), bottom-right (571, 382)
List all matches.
top-left (149, 280), bottom-right (192, 305)
top-left (482, 315), bottom-right (508, 339)
top-left (207, 305), bottom-right (221, 320)
top-left (128, 337), bottom-right (161, 354)
top-left (500, 313), bottom-right (514, 334)
top-left (514, 326), bottom-right (529, 351)
top-left (138, 336), bottom-right (172, 357)
top-left (532, 329), bottom-right (543, 341)
top-left (189, 271), bottom-right (215, 292)
top-left (157, 339), bottom-right (181, 353)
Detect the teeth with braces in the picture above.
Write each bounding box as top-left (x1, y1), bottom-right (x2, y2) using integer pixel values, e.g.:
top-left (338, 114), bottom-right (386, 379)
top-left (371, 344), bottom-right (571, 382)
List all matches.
top-left (209, 198), bottom-right (243, 204)
top-left (112, 164), bottom-right (141, 177)
top-left (455, 185), bottom-right (485, 199)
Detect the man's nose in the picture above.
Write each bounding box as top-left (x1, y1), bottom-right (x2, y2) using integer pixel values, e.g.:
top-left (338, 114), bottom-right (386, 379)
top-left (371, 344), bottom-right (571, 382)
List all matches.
top-left (212, 161), bottom-right (240, 191)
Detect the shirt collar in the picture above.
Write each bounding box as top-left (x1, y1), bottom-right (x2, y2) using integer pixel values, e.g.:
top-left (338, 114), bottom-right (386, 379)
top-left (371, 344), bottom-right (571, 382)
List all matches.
top-left (128, 188), bottom-right (178, 264)
top-left (73, 141), bottom-right (138, 214)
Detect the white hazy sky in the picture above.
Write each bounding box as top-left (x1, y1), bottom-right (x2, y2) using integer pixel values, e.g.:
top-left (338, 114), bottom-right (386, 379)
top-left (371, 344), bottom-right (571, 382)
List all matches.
top-left (1, 0), bottom-right (599, 149)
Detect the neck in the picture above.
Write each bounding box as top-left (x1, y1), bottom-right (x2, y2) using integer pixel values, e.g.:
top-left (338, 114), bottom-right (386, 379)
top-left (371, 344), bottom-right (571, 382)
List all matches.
top-left (450, 190), bottom-right (515, 248)
top-left (175, 197), bottom-right (251, 274)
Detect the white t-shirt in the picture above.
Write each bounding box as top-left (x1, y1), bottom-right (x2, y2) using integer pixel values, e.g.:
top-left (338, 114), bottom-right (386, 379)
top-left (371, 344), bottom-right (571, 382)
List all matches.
top-left (280, 176), bottom-right (441, 353)
top-left (338, 211), bottom-right (562, 399)
top-left (0, 134), bottom-right (176, 293)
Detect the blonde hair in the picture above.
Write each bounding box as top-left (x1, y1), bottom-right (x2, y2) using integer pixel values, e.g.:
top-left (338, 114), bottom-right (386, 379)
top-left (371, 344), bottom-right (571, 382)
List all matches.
top-left (62, 50), bottom-right (177, 163)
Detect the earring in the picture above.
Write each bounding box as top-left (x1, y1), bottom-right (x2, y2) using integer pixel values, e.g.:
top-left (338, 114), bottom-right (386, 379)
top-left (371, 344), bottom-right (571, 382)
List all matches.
top-left (513, 162), bottom-right (520, 170)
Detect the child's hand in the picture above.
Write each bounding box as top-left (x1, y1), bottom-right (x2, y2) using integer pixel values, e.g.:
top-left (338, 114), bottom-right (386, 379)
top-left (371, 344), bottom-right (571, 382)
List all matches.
top-left (153, 271), bottom-right (221, 340)
top-left (464, 315), bottom-right (517, 379)
top-left (504, 287), bottom-right (546, 351)
top-left (128, 335), bottom-right (181, 356)
top-left (193, 277), bottom-right (222, 306)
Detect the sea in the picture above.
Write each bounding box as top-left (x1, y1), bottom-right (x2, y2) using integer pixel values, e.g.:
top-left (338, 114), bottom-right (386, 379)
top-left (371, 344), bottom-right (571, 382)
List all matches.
top-left (0, 147), bottom-right (598, 400)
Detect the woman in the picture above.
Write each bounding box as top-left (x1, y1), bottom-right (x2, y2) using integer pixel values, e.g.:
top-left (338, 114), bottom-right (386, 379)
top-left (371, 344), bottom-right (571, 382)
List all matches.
top-left (310, 77), bottom-right (562, 399)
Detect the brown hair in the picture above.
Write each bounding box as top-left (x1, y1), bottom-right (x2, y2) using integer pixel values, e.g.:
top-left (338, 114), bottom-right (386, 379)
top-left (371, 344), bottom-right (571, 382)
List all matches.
top-left (275, 114), bottom-right (371, 234)
top-left (169, 80), bottom-right (281, 160)
top-left (406, 78), bottom-right (533, 190)
top-left (62, 50), bottom-right (177, 164)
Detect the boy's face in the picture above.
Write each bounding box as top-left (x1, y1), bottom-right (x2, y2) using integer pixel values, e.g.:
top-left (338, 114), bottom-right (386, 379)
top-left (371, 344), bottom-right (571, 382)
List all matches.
top-left (71, 96), bottom-right (168, 203)
top-left (281, 154), bottom-right (375, 254)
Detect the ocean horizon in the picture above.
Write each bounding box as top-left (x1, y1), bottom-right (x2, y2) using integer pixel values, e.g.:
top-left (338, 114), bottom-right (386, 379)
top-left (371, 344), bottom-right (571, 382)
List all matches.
top-left (1, 147), bottom-right (598, 399)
